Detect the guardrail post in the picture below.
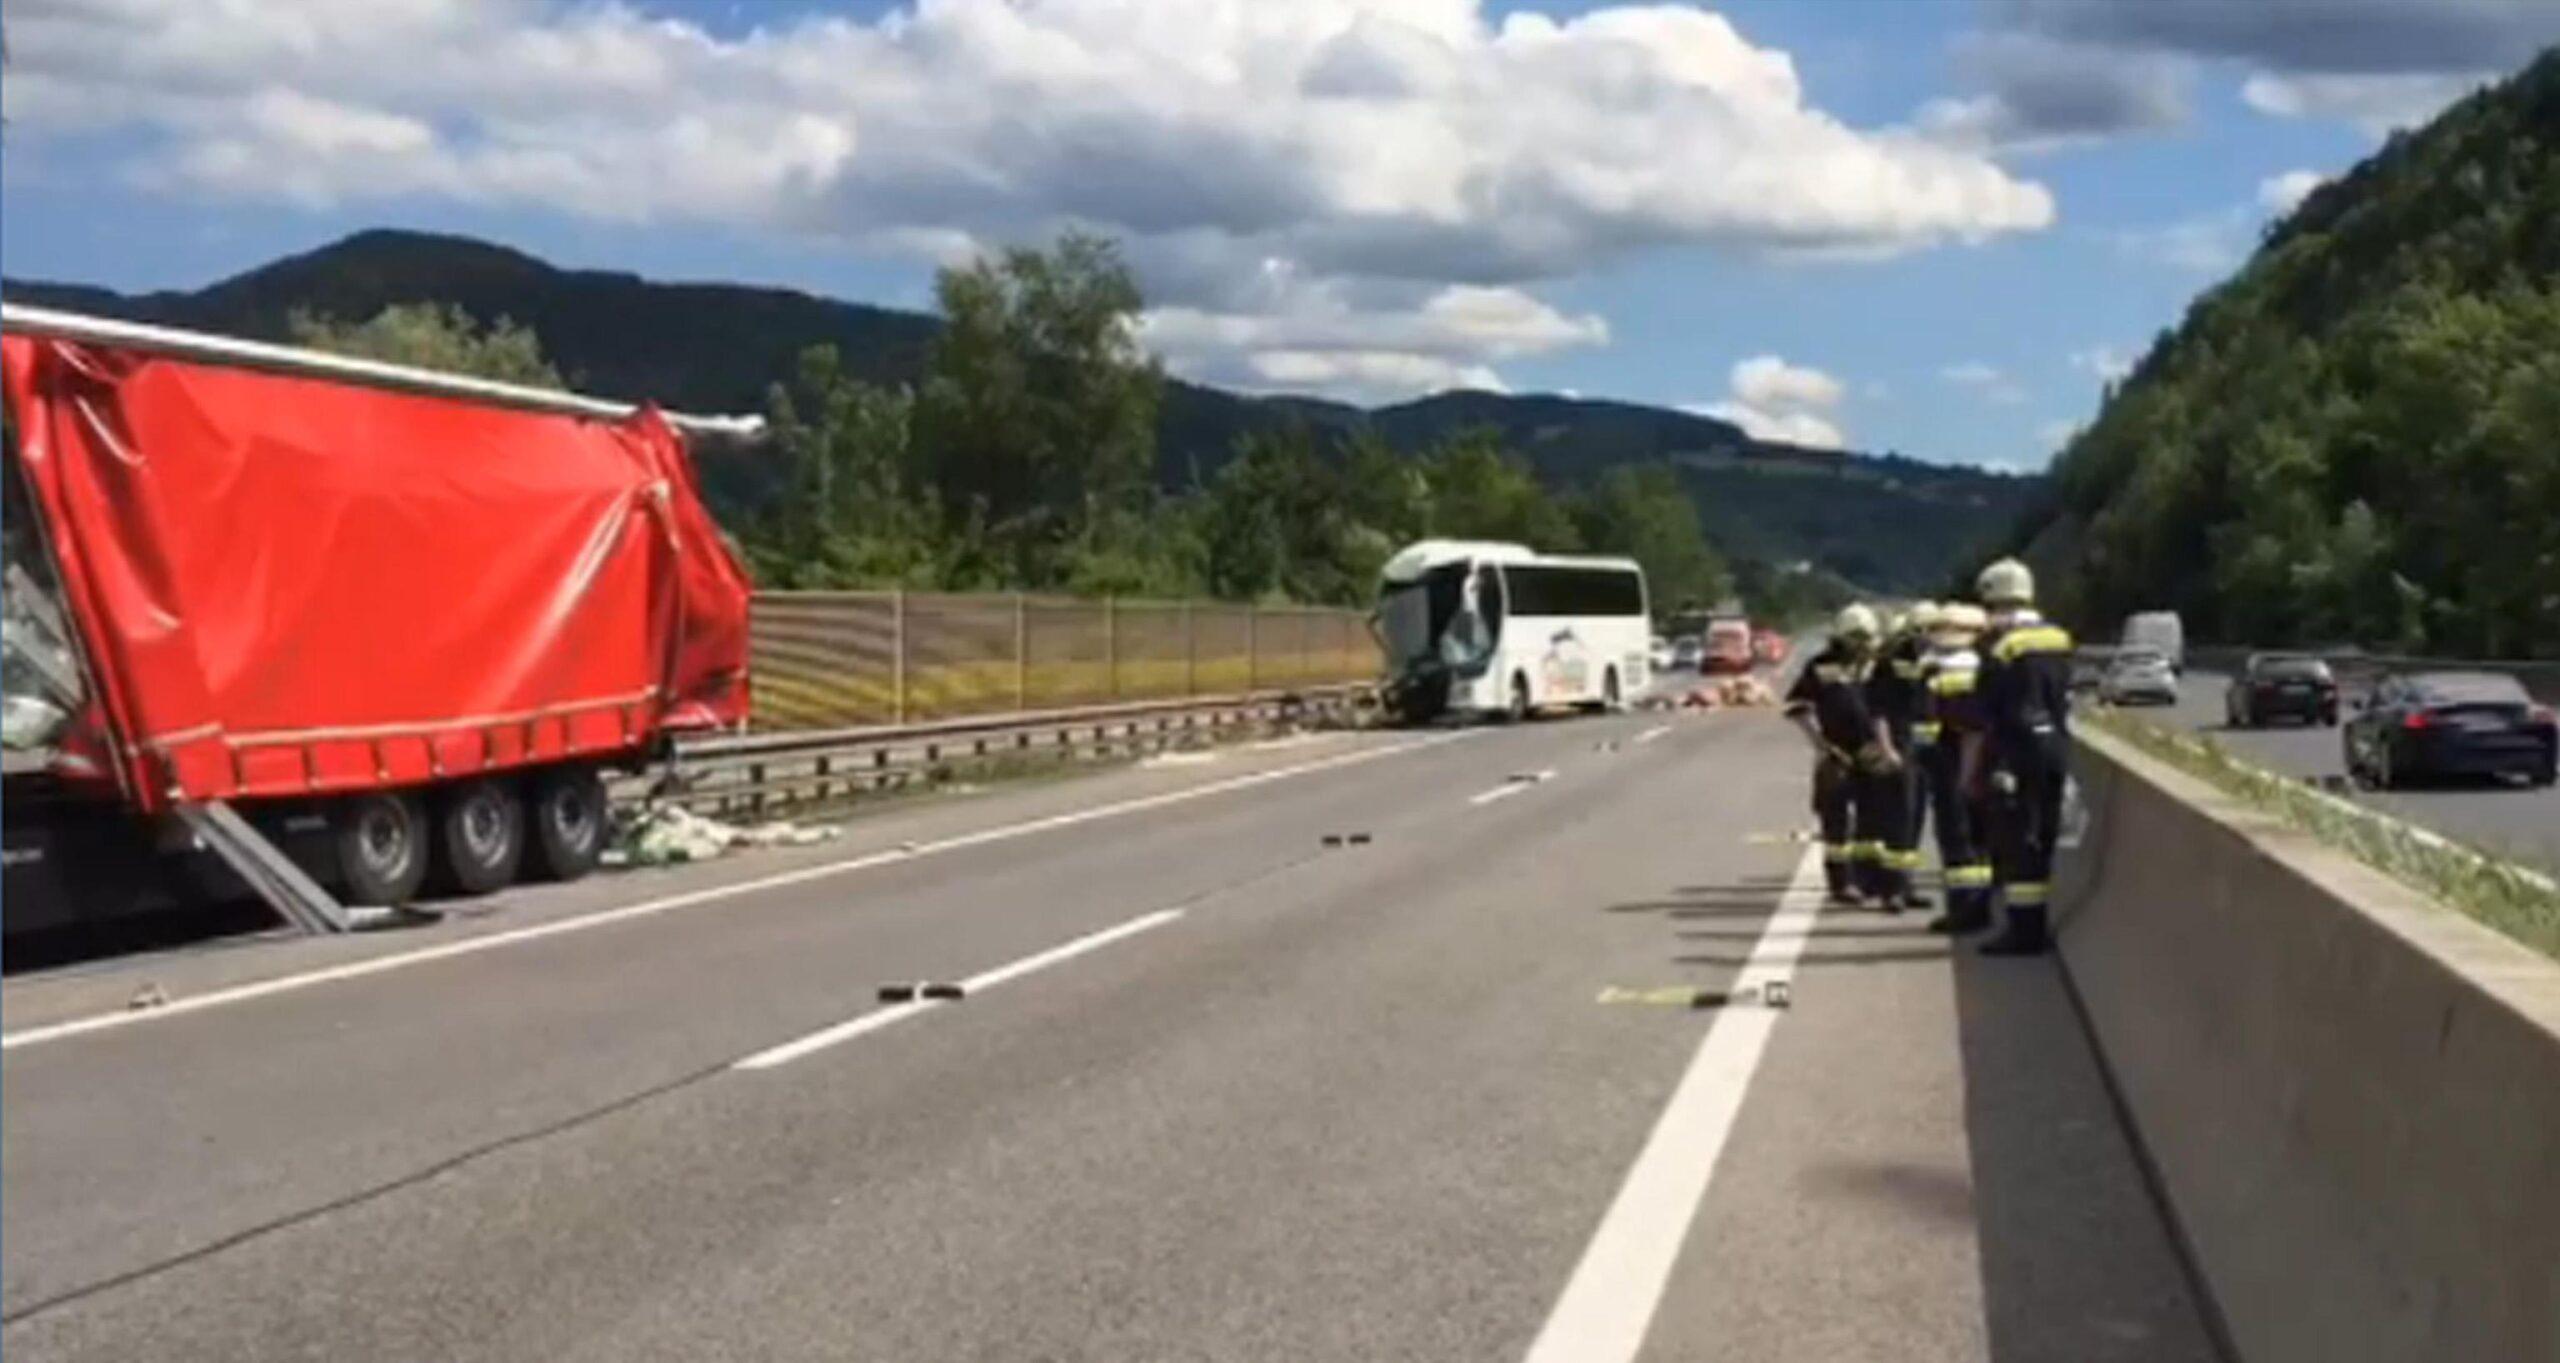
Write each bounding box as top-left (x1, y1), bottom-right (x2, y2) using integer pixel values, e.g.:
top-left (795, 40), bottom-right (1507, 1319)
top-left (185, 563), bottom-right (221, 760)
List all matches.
top-left (1014, 592), bottom-right (1029, 710)
top-left (1105, 595), bottom-right (1118, 698)
top-left (1247, 602), bottom-right (1260, 692)
top-left (1183, 600), bottom-right (1197, 697)
top-left (892, 588), bottom-right (908, 725)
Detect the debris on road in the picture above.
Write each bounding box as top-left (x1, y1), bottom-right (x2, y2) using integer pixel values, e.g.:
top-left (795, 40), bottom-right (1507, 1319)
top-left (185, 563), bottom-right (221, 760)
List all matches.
top-left (608, 805), bottom-right (841, 867)
top-left (1638, 675), bottom-right (1779, 711)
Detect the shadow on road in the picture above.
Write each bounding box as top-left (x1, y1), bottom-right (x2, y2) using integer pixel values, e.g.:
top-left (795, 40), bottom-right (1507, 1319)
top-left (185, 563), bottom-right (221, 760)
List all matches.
top-left (1949, 948), bottom-right (2229, 1363)
top-left (1675, 945), bottom-right (1953, 969)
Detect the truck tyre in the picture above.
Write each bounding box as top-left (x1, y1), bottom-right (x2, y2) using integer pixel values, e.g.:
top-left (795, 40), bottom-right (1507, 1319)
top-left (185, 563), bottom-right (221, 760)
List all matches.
top-left (433, 779), bottom-right (525, 895)
top-left (526, 765), bottom-right (608, 883)
top-left (336, 791), bottom-right (430, 906)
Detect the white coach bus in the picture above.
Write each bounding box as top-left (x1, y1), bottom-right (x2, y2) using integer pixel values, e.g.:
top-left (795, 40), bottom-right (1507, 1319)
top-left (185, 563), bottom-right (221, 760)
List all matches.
top-left (1375, 540), bottom-right (1650, 724)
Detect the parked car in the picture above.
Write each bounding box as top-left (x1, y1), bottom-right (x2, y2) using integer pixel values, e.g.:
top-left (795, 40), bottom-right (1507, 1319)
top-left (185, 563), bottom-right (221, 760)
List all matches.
top-left (1671, 636), bottom-right (1703, 671)
top-left (2226, 654), bottom-right (2340, 728)
top-left (2344, 671), bottom-right (2557, 789)
top-left (1650, 636), bottom-right (1673, 671)
top-left (2101, 649), bottom-right (2180, 706)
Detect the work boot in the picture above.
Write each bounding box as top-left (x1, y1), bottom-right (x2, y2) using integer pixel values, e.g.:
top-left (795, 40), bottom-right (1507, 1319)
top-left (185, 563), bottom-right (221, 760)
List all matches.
top-left (1897, 884), bottom-right (1935, 911)
top-left (1823, 862), bottom-right (1861, 906)
top-left (1927, 892), bottom-right (1990, 935)
top-left (1978, 905), bottom-right (2051, 956)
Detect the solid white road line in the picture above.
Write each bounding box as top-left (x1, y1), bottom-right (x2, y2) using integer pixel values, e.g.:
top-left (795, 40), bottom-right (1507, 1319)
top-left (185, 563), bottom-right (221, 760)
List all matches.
top-left (1520, 845), bottom-right (1825, 1363)
top-left (733, 907), bottom-right (1185, 1070)
top-left (1, 730), bottom-right (1476, 1052)
top-left (1634, 725), bottom-right (1672, 745)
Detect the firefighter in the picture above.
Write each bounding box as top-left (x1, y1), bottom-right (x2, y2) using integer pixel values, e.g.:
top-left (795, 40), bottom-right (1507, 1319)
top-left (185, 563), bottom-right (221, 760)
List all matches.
top-left (1867, 603), bottom-right (1934, 910)
top-left (1962, 559), bottom-right (2075, 956)
top-left (1785, 604), bottom-right (1904, 908)
top-left (1920, 603), bottom-right (1994, 934)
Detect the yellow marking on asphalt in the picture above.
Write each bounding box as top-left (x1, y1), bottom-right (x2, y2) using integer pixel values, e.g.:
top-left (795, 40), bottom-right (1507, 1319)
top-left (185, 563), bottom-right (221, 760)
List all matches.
top-left (1597, 986), bottom-right (1698, 1007)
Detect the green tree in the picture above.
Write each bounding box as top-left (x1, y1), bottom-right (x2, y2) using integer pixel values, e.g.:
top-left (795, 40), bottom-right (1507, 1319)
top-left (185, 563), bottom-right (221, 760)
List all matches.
top-left (911, 233), bottom-right (1163, 586)
top-left (748, 345), bottom-right (940, 589)
top-left (1569, 463), bottom-right (1730, 618)
top-left (1419, 429), bottom-right (1580, 550)
top-left (286, 302), bottom-right (563, 389)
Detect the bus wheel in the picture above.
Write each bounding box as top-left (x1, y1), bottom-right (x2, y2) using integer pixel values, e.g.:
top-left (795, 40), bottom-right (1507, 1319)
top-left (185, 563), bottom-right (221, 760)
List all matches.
top-left (335, 791), bottom-right (430, 906)
top-left (526, 764), bottom-right (609, 882)
top-left (433, 779), bottom-right (525, 895)
top-left (1508, 674), bottom-right (1533, 724)
top-left (1604, 667), bottom-right (1624, 712)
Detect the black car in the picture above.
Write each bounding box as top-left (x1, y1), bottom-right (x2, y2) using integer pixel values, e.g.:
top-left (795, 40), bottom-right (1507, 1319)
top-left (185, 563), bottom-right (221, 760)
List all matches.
top-left (2225, 654), bottom-right (2339, 727)
top-left (2344, 671), bottom-right (2558, 789)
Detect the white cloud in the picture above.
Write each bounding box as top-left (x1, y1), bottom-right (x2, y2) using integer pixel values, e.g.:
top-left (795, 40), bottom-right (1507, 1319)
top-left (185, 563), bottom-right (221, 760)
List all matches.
top-left (1693, 354), bottom-right (1846, 449)
top-left (2240, 71), bottom-right (2487, 135)
top-left (1138, 278), bottom-right (1604, 403)
top-left (1, 0), bottom-right (2059, 400)
top-left (2037, 417), bottom-right (2082, 447)
top-left (2071, 344), bottom-right (2134, 383)
top-left (1941, 360), bottom-right (2027, 405)
top-left (2255, 168), bottom-right (2331, 214)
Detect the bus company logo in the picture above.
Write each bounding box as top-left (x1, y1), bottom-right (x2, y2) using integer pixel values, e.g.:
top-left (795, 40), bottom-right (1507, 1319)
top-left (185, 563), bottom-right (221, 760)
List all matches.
top-left (1542, 629), bottom-right (1589, 694)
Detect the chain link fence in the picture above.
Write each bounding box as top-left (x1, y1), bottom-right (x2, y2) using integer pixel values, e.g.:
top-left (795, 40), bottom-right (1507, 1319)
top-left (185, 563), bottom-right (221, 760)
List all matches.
top-left (749, 592), bottom-right (1381, 730)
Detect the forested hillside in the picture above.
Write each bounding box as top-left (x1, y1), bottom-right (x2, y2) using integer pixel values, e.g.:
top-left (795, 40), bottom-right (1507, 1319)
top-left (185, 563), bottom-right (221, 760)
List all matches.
top-left (7, 230), bottom-right (2031, 595)
top-left (2007, 49), bottom-right (2560, 656)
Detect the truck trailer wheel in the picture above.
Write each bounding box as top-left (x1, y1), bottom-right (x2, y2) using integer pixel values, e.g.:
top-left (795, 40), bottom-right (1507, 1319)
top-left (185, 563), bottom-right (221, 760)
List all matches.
top-left (433, 779), bottom-right (525, 895)
top-left (526, 765), bottom-right (608, 882)
top-left (336, 792), bottom-right (430, 906)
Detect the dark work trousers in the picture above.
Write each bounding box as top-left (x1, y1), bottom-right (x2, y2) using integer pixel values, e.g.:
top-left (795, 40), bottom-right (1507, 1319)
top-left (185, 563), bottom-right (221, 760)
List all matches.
top-left (1923, 738), bottom-right (1991, 914)
top-left (1988, 731), bottom-right (2068, 913)
top-left (1814, 755), bottom-right (1857, 898)
top-left (1853, 753), bottom-right (1906, 901)
top-left (1884, 724), bottom-right (1926, 894)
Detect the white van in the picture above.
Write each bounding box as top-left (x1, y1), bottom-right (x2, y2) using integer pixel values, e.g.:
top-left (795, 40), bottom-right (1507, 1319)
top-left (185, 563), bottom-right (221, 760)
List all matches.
top-left (2120, 611), bottom-right (2185, 674)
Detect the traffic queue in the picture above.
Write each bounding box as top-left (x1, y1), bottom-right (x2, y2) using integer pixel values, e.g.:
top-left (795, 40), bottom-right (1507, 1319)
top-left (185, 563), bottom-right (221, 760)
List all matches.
top-left (1783, 558), bottom-right (2075, 956)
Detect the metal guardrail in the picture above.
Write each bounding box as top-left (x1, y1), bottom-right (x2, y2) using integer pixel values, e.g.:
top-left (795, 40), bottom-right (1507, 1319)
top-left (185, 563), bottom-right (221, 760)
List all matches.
top-left (628, 685), bottom-right (1374, 820)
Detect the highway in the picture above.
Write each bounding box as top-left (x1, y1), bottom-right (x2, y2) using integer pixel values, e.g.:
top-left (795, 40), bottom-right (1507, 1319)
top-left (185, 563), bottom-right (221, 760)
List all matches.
top-left (2153, 669), bottom-right (2560, 875)
top-left (0, 706), bottom-right (2219, 1362)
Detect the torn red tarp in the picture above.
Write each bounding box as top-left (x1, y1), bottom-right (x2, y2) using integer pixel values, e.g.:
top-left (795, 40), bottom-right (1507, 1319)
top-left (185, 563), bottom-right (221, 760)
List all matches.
top-left (2, 334), bottom-right (751, 811)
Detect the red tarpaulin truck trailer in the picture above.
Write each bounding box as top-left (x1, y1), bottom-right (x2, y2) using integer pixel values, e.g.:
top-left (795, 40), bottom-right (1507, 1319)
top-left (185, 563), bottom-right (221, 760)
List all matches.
top-left (2, 305), bottom-right (753, 931)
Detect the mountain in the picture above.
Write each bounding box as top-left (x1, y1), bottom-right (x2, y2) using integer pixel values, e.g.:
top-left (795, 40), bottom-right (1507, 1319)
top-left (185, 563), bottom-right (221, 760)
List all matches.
top-left (1994, 49), bottom-right (2560, 656)
top-left (6, 228), bottom-right (2036, 593)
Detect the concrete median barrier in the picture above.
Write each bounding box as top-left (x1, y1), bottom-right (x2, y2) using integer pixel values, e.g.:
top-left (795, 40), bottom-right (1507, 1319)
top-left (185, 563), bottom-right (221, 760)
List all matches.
top-left (2056, 725), bottom-right (2560, 1363)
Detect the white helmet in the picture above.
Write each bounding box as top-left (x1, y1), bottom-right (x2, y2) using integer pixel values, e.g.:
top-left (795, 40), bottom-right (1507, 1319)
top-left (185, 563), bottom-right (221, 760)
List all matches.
top-left (1933, 602), bottom-right (1988, 640)
top-left (1975, 558), bottom-right (2036, 607)
top-left (1906, 601), bottom-right (1945, 634)
top-left (1833, 603), bottom-right (1880, 641)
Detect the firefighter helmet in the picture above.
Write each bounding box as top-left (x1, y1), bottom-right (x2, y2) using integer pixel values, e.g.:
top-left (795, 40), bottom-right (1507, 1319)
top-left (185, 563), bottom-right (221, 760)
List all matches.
top-left (1833, 604), bottom-right (1881, 641)
top-left (1975, 558), bottom-right (2036, 606)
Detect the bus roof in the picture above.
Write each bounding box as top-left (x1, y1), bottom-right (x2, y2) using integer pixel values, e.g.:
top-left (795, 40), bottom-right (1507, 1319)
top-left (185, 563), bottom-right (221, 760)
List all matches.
top-left (1379, 539), bottom-right (1642, 584)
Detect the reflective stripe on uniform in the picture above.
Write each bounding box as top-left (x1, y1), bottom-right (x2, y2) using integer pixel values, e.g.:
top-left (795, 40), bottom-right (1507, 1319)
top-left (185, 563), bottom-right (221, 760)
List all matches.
top-left (1928, 671), bottom-right (1977, 696)
top-left (1945, 864), bottom-right (1993, 887)
top-left (2004, 880), bottom-right (2051, 905)
top-left (1886, 848), bottom-right (1925, 871)
top-left (1914, 721), bottom-right (1943, 741)
top-left (1992, 625), bottom-right (2074, 662)
top-left (1849, 841), bottom-right (1884, 862)
top-left (1823, 845), bottom-right (1853, 864)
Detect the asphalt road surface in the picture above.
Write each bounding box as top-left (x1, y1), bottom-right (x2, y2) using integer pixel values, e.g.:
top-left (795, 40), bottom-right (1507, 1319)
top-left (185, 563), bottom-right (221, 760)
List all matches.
top-left (4, 709), bottom-right (2216, 1362)
top-left (2150, 669), bottom-right (2560, 875)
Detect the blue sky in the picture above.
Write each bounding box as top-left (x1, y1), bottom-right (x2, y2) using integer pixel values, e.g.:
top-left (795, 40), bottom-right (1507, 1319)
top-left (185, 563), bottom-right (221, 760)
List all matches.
top-left (6, 0), bottom-right (2553, 470)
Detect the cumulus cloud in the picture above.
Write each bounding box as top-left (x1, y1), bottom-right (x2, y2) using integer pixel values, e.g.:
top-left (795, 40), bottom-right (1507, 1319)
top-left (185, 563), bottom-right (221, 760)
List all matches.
top-left (2241, 71), bottom-right (2490, 134)
top-left (1694, 355), bottom-right (1847, 449)
top-left (0, 0), bottom-right (2060, 400)
top-left (1915, 32), bottom-right (2189, 153)
top-left (2071, 345), bottom-right (2134, 383)
top-left (1138, 277), bottom-right (1605, 403)
top-left (2256, 168), bottom-right (2330, 215)
top-left (1941, 360), bottom-right (2027, 405)
top-left (1989, 0), bottom-right (2558, 135)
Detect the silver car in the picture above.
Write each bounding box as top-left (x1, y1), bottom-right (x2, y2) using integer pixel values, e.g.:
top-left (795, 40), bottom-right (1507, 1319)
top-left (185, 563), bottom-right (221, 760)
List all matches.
top-left (2102, 649), bottom-right (2179, 705)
